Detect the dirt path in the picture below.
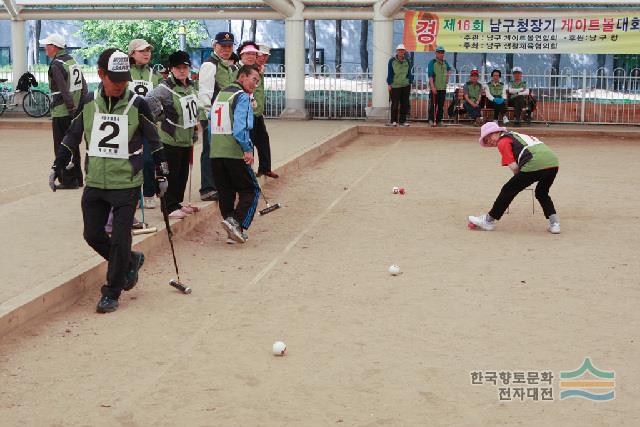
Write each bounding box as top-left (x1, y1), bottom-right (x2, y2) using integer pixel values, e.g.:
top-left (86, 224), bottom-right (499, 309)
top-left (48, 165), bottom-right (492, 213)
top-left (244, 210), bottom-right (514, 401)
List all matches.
top-left (1, 134), bottom-right (638, 426)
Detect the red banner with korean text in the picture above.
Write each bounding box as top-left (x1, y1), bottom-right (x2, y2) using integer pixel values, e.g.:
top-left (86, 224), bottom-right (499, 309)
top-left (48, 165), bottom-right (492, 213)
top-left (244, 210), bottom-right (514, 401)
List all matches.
top-left (403, 11), bottom-right (639, 53)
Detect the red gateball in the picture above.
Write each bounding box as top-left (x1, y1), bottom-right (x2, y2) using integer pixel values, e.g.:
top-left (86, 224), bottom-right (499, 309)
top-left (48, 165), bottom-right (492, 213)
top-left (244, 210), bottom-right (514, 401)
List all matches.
top-left (399, 188), bottom-right (406, 194)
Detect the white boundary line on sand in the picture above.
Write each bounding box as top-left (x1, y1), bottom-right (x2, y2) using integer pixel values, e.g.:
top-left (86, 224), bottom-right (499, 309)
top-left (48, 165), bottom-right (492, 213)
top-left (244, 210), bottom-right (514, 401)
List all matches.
top-left (249, 138), bottom-right (404, 288)
top-left (111, 137), bottom-right (404, 418)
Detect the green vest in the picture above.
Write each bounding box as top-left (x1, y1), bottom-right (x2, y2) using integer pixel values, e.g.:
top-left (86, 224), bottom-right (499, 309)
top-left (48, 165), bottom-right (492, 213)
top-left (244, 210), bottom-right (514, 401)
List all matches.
top-left (487, 81), bottom-right (504, 97)
top-left (129, 64), bottom-right (162, 97)
top-left (511, 81), bottom-right (527, 91)
top-left (211, 84), bottom-right (244, 160)
top-left (83, 89), bottom-right (142, 189)
top-left (215, 57), bottom-right (237, 95)
top-left (509, 132), bottom-right (559, 173)
top-left (431, 60), bottom-right (449, 90)
top-left (391, 58), bottom-right (410, 88)
top-left (465, 81), bottom-right (482, 102)
top-left (253, 73), bottom-right (265, 117)
top-left (49, 50), bottom-right (83, 118)
top-left (158, 76), bottom-right (198, 148)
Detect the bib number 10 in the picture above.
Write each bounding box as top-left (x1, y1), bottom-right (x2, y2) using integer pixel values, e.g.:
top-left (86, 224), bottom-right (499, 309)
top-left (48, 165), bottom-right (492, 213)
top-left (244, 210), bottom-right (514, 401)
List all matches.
top-left (180, 95), bottom-right (198, 128)
top-left (211, 101), bottom-right (232, 135)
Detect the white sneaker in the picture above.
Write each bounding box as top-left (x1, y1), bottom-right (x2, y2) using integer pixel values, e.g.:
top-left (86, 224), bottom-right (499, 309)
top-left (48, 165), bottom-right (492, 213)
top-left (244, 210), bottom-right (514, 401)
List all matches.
top-left (400, 122), bottom-right (410, 127)
top-left (548, 222), bottom-right (561, 234)
top-left (503, 116), bottom-right (510, 125)
top-left (143, 197), bottom-right (156, 209)
top-left (222, 217), bottom-right (246, 243)
top-left (386, 122), bottom-right (398, 127)
top-left (468, 214), bottom-right (496, 231)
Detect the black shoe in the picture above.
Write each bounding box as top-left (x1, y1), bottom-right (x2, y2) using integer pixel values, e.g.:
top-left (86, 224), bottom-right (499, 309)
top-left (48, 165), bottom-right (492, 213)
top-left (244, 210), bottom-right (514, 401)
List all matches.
top-left (123, 251), bottom-right (145, 291)
top-left (96, 295), bottom-right (119, 313)
top-left (55, 182), bottom-right (80, 190)
top-left (200, 190), bottom-right (219, 201)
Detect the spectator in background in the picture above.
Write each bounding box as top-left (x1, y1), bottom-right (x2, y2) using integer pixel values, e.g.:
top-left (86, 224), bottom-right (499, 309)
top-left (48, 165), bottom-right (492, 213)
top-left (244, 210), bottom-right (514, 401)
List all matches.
top-left (463, 68), bottom-right (484, 126)
top-left (253, 45), bottom-right (279, 178)
top-left (386, 44), bottom-right (413, 127)
top-left (483, 69), bottom-right (508, 124)
top-left (42, 33), bottom-right (87, 189)
top-left (507, 67), bottom-right (531, 126)
top-left (427, 46), bottom-right (451, 127)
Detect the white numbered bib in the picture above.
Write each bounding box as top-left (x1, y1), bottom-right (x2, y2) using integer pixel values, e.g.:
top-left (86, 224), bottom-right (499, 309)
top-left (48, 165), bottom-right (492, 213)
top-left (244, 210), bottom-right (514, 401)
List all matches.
top-left (180, 94), bottom-right (198, 129)
top-left (88, 113), bottom-right (129, 159)
top-left (129, 80), bottom-right (153, 97)
top-left (210, 101), bottom-right (232, 135)
top-left (68, 64), bottom-right (83, 92)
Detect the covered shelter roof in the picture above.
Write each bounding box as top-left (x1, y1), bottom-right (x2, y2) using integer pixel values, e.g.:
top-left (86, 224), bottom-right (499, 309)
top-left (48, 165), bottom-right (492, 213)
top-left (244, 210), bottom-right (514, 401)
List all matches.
top-left (2, 0), bottom-right (640, 20)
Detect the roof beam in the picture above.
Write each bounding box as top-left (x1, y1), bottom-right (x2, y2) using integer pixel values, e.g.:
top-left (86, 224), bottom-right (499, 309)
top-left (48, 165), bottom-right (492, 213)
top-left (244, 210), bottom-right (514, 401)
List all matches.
top-left (2, 0), bottom-right (20, 18)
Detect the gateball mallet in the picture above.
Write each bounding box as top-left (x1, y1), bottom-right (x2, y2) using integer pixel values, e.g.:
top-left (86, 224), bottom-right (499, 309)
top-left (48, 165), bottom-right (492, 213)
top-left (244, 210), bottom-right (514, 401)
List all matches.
top-left (159, 181), bottom-right (191, 294)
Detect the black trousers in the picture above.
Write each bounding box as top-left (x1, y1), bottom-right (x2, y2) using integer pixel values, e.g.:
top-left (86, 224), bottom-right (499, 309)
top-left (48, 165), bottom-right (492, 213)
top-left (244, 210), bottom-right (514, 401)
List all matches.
top-left (508, 95), bottom-right (527, 121)
top-left (390, 85), bottom-right (411, 124)
top-left (489, 167), bottom-right (559, 221)
top-left (251, 115), bottom-right (272, 173)
top-left (199, 119), bottom-right (216, 194)
top-left (164, 144), bottom-right (191, 213)
top-left (487, 100), bottom-right (506, 120)
top-left (81, 186), bottom-right (138, 299)
top-left (428, 90), bottom-right (446, 123)
top-left (210, 158), bottom-right (260, 230)
top-left (52, 116), bottom-right (83, 185)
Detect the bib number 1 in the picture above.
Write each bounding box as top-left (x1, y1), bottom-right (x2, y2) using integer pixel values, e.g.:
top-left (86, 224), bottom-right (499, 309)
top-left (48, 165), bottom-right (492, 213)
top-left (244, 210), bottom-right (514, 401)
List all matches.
top-left (210, 101), bottom-right (232, 135)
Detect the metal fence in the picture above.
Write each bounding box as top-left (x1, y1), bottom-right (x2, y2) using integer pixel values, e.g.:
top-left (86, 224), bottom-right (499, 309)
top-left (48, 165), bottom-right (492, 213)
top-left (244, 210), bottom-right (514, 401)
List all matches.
top-left (3, 65), bottom-right (638, 125)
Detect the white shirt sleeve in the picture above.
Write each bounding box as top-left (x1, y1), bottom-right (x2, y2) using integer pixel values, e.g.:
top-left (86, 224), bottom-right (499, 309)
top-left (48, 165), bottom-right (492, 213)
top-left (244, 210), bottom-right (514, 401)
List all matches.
top-left (483, 83), bottom-right (494, 101)
top-left (198, 61), bottom-right (217, 109)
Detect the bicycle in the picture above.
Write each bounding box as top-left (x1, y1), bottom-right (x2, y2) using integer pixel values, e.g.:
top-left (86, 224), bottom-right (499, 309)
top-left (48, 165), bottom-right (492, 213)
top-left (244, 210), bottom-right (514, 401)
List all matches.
top-left (0, 78), bottom-right (51, 118)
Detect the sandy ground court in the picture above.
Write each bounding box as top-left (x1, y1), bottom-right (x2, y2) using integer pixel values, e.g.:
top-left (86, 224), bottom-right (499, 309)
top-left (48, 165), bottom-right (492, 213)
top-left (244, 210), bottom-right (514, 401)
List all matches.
top-left (0, 128), bottom-right (639, 426)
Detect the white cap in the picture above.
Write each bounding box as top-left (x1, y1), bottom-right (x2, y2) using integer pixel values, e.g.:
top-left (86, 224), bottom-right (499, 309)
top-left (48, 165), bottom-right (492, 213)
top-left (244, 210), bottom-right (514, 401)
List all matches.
top-left (128, 39), bottom-right (152, 56)
top-left (512, 66), bottom-right (523, 73)
top-left (396, 44), bottom-right (406, 51)
top-left (39, 33), bottom-right (65, 49)
top-left (258, 45), bottom-right (271, 56)
top-left (106, 50), bottom-right (132, 82)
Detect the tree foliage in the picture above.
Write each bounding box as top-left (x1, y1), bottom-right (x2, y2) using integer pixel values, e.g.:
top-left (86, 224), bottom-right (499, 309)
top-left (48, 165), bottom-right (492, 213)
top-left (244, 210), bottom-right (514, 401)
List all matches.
top-left (77, 20), bottom-right (208, 65)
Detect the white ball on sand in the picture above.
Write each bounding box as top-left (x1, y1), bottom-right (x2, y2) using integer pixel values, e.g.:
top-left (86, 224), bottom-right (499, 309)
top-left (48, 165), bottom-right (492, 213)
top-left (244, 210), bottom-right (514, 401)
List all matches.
top-left (388, 264), bottom-right (401, 276)
top-left (392, 186), bottom-right (399, 194)
top-left (272, 341), bottom-right (287, 356)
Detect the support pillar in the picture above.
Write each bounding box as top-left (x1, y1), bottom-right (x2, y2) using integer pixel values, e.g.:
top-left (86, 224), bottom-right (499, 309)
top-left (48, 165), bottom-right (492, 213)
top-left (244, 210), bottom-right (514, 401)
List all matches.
top-left (280, 15), bottom-right (309, 119)
top-left (11, 19), bottom-right (27, 90)
top-left (366, 13), bottom-right (393, 120)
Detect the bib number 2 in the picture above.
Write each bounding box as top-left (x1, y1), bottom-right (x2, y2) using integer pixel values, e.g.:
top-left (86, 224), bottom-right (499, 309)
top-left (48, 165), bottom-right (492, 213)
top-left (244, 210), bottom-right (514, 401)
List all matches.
top-left (69, 64), bottom-right (83, 92)
top-left (89, 113), bottom-right (129, 159)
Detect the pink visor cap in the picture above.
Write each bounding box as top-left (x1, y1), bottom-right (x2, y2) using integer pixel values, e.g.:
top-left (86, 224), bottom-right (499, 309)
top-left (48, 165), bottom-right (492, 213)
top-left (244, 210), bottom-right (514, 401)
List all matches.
top-left (479, 121), bottom-right (506, 146)
top-left (240, 45), bottom-right (260, 55)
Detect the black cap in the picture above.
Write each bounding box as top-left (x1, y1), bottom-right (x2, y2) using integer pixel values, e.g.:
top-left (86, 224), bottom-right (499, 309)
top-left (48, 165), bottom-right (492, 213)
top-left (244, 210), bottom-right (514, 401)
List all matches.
top-left (97, 48), bottom-right (132, 82)
top-left (214, 32), bottom-right (235, 46)
top-left (168, 51), bottom-right (191, 68)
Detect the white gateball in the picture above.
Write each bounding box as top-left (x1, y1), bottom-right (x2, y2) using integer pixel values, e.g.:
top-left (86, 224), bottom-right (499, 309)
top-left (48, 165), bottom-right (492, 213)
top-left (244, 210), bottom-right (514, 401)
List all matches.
top-left (272, 341), bottom-right (287, 356)
top-left (388, 264), bottom-right (401, 275)
top-left (392, 187), bottom-right (399, 194)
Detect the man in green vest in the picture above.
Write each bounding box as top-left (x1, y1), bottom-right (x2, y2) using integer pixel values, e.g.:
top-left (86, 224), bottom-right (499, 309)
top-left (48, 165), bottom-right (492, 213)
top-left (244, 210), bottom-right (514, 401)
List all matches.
top-left (197, 32), bottom-right (238, 202)
top-left (41, 33), bottom-right (87, 189)
top-left (463, 68), bottom-right (484, 126)
top-left (507, 67), bottom-right (531, 126)
top-left (427, 46), bottom-right (452, 127)
top-left (48, 48), bottom-right (168, 313)
top-left (210, 64), bottom-right (261, 244)
top-left (386, 44), bottom-right (413, 127)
